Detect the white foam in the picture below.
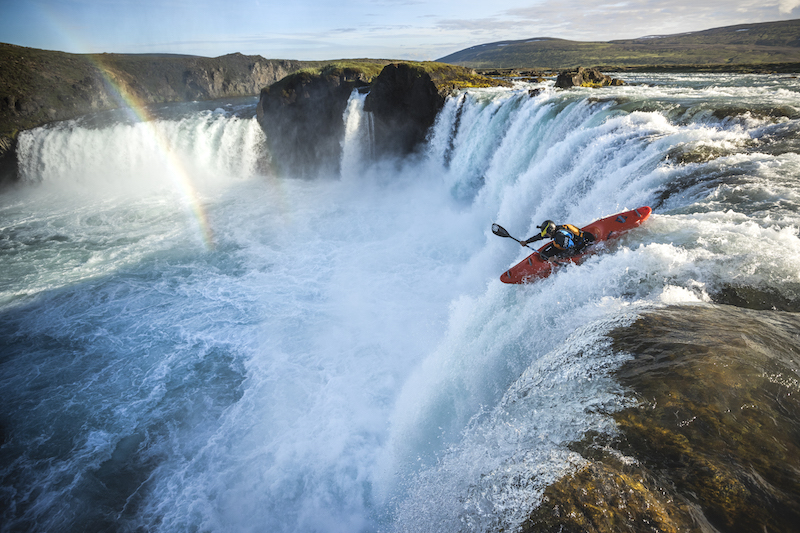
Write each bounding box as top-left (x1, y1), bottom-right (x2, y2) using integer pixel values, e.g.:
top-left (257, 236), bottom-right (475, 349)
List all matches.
top-left (4, 77), bottom-right (800, 533)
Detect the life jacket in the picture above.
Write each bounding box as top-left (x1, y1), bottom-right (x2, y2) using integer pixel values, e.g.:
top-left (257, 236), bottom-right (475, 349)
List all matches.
top-left (552, 224), bottom-right (584, 250)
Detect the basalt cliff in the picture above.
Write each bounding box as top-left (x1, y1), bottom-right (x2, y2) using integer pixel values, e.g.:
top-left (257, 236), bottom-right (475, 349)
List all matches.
top-left (1, 45), bottom-right (510, 185)
top-left (0, 43), bottom-right (305, 184)
top-left (256, 61), bottom-right (511, 178)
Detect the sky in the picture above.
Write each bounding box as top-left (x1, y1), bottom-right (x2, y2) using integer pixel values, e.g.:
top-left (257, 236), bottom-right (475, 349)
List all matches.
top-left (1, 0), bottom-right (799, 61)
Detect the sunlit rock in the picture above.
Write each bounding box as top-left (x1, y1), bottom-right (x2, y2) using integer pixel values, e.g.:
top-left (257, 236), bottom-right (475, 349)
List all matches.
top-left (523, 305), bottom-right (800, 533)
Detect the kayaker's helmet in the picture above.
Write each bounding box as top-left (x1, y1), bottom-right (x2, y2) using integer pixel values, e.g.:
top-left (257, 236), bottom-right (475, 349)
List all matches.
top-left (538, 220), bottom-right (556, 238)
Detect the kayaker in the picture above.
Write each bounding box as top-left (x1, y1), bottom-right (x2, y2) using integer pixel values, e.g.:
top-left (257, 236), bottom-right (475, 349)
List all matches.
top-left (520, 220), bottom-right (596, 260)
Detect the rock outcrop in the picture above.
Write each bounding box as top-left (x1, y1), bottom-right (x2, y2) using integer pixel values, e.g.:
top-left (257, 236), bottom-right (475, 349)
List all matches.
top-left (363, 62), bottom-right (444, 157)
top-left (0, 135), bottom-right (17, 187)
top-left (364, 62), bottom-right (512, 158)
top-left (255, 61), bottom-right (511, 177)
top-left (256, 63), bottom-right (384, 178)
top-left (555, 67), bottom-right (625, 88)
top-left (523, 305), bottom-right (800, 533)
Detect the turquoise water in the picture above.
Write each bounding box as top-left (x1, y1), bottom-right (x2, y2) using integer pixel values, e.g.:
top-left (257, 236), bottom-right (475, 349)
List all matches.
top-left (2, 74), bottom-right (800, 532)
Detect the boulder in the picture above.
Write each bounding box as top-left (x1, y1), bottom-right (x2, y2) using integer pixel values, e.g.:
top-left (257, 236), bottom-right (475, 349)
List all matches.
top-left (363, 62), bottom-right (511, 157)
top-left (256, 64), bottom-right (381, 178)
top-left (363, 63), bottom-right (446, 157)
top-left (555, 67), bottom-right (625, 88)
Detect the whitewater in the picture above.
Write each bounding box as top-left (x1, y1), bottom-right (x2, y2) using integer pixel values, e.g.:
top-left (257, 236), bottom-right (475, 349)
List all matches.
top-left (2, 74), bottom-right (800, 532)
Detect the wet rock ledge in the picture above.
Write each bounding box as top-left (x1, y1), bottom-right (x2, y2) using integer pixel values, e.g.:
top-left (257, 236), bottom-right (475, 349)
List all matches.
top-left (523, 305), bottom-right (800, 533)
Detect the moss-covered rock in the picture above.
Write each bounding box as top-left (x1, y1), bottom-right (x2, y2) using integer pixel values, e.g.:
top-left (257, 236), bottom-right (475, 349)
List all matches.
top-left (555, 67), bottom-right (625, 88)
top-left (523, 305), bottom-right (800, 533)
top-left (524, 459), bottom-right (702, 533)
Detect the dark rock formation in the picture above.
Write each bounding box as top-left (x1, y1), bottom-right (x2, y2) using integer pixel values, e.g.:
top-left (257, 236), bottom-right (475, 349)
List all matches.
top-left (555, 67), bottom-right (625, 88)
top-left (255, 61), bottom-right (510, 177)
top-left (363, 63), bottom-right (446, 157)
top-left (523, 305), bottom-right (800, 533)
top-left (256, 64), bottom-right (378, 178)
top-left (363, 62), bottom-right (511, 158)
top-left (0, 135), bottom-right (17, 188)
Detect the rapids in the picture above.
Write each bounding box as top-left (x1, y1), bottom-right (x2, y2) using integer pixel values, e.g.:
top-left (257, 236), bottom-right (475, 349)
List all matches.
top-left (1, 73), bottom-right (800, 533)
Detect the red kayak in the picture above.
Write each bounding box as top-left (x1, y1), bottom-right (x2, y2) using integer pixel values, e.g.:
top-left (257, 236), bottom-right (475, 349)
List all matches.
top-left (500, 206), bottom-right (652, 284)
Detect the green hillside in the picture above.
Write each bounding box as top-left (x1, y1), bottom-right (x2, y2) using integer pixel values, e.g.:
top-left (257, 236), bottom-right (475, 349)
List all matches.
top-left (436, 19), bottom-right (800, 69)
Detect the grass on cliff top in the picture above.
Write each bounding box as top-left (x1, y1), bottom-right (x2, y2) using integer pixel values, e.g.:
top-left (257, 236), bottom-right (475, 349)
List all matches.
top-left (270, 60), bottom-right (510, 95)
top-left (396, 61), bottom-right (512, 89)
top-left (281, 60), bottom-right (392, 83)
top-left (0, 43), bottom-right (99, 136)
top-left (441, 38), bottom-right (800, 69)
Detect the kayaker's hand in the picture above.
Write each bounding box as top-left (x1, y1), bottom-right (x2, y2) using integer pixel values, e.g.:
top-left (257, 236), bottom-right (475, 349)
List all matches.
top-left (520, 240), bottom-right (528, 247)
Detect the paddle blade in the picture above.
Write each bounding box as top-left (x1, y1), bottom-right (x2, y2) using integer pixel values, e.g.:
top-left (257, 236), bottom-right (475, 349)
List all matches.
top-left (492, 223), bottom-right (512, 238)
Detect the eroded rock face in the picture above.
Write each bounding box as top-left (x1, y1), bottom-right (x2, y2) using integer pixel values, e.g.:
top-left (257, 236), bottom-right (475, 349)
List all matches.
top-left (255, 61), bottom-right (510, 177)
top-left (523, 305), bottom-right (800, 533)
top-left (256, 67), bottom-right (372, 178)
top-left (0, 46), bottom-right (303, 135)
top-left (363, 63), bottom-right (447, 157)
top-left (0, 44), bottom-right (305, 184)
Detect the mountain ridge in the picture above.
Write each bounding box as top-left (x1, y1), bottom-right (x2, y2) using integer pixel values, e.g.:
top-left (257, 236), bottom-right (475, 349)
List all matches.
top-left (436, 18), bottom-right (800, 69)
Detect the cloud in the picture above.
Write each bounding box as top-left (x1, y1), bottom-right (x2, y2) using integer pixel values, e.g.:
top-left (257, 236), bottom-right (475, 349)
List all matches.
top-left (779, 0), bottom-right (800, 12)
top-left (424, 0), bottom-right (800, 60)
top-left (435, 17), bottom-right (518, 32)
top-left (430, 0), bottom-right (799, 42)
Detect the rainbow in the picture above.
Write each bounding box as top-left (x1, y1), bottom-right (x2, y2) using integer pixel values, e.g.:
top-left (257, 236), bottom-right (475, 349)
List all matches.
top-left (34, 3), bottom-right (216, 250)
top-left (90, 55), bottom-right (217, 250)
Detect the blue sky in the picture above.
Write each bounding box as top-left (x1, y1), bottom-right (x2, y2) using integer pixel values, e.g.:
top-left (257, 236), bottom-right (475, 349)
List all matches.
top-left (1, 0), bottom-right (799, 60)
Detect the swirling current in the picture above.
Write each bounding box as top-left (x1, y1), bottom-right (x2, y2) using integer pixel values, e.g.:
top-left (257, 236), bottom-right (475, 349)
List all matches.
top-left (1, 75), bottom-right (799, 532)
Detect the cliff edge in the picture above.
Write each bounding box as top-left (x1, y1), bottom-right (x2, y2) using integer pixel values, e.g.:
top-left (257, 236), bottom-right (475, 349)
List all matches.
top-left (0, 43), bottom-right (304, 184)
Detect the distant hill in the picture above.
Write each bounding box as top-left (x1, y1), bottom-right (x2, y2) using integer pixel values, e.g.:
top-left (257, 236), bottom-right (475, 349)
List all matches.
top-left (436, 19), bottom-right (800, 69)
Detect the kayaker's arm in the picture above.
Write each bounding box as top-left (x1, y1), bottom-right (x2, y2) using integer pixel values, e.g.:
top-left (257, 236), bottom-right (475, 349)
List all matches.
top-left (520, 234), bottom-right (545, 247)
